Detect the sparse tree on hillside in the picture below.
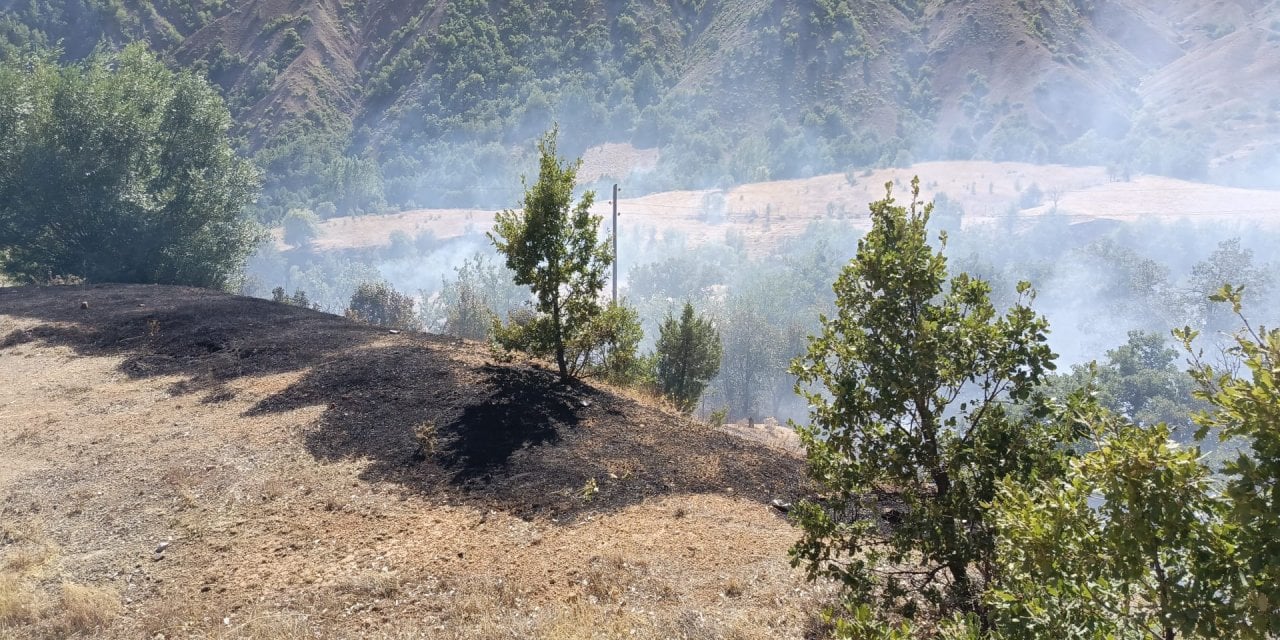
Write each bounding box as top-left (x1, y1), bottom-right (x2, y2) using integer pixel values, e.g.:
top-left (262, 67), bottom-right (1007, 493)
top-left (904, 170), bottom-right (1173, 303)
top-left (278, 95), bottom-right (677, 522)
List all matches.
top-left (489, 127), bottom-right (612, 380)
top-left (790, 178), bottom-right (1075, 625)
top-left (425, 252), bottom-right (528, 341)
top-left (282, 208), bottom-right (320, 248)
top-left (0, 45), bottom-right (260, 288)
top-left (655, 302), bottom-right (723, 412)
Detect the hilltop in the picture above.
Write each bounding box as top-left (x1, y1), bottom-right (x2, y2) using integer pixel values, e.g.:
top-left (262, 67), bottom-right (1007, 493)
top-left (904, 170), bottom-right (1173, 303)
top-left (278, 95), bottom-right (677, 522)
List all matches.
top-left (0, 284), bottom-right (821, 638)
top-left (2, 0), bottom-right (1278, 217)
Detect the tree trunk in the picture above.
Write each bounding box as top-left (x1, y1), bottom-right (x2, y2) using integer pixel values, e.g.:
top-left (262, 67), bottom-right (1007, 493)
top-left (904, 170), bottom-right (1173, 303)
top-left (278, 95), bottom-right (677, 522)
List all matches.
top-left (551, 294), bottom-right (568, 380)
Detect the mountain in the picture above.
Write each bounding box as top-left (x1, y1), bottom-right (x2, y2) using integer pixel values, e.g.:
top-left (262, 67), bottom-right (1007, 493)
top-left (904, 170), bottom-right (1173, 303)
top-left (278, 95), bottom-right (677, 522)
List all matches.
top-left (2, 0), bottom-right (1277, 217)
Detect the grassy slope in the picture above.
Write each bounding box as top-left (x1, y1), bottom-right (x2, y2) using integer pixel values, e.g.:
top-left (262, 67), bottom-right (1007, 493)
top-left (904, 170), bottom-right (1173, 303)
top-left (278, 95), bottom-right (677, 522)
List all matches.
top-left (0, 284), bottom-right (822, 638)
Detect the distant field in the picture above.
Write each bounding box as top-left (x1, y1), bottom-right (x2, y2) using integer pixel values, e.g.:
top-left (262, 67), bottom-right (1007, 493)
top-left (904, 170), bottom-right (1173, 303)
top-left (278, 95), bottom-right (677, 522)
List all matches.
top-left (303, 161), bottom-right (1280, 254)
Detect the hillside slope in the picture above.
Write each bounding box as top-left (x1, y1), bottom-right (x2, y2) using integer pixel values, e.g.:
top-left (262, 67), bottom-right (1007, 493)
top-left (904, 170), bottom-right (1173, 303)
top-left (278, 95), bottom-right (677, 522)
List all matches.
top-left (0, 284), bottom-right (821, 638)
top-left (3, 0), bottom-right (1278, 216)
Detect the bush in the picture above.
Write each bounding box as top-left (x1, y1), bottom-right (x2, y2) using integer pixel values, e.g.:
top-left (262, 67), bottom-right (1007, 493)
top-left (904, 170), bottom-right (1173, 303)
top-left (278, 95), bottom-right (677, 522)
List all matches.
top-left (281, 208), bottom-right (320, 247)
top-left (345, 281), bottom-right (420, 331)
top-left (0, 45), bottom-right (261, 288)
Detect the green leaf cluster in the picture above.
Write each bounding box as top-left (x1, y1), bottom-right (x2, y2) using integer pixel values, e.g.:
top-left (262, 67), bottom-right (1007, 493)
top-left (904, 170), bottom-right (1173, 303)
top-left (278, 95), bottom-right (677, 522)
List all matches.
top-left (790, 177), bottom-right (1070, 622)
top-left (489, 127), bottom-right (613, 380)
top-left (0, 44), bottom-right (260, 288)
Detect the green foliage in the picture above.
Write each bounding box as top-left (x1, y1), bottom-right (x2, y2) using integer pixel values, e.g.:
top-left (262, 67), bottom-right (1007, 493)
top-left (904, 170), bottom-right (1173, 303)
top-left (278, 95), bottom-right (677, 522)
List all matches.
top-left (428, 252), bottom-right (527, 342)
top-left (271, 286), bottom-right (313, 309)
top-left (985, 413), bottom-right (1232, 640)
top-left (1181, 287), bottom-right (1280, 635)
top-left (789, 178), bottom-right (1070, 623)
top-left (1046, 331), bottom-right (1201, 439)
top-left (281, 208), bottom-right (320, 247)
top-left (344, 281), bottom-right (421, 331)
top-left (574, 302), bottom-right (645, 385)
top-left (489, 127), bottom-right (612, 380)
top-left (655, 302), bottom-right (723, 412)
top-left (936, 290), bottom-right (1280, 640)
top-left (0, 45), bottom-right (261, 288)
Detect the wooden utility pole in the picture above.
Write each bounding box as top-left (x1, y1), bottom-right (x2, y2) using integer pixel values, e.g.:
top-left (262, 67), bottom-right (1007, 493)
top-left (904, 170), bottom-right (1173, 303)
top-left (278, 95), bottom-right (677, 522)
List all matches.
top-left (612, 183), bottom-right (619, 306)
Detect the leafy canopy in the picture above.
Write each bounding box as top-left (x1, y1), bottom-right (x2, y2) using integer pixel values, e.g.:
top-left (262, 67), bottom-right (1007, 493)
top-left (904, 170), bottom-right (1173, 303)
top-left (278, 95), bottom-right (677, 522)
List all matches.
top-left (790, 178), bottom-right (1071, 623)
top-left (489, 126), bottom-right (612, 379)
top-left (941, 287), bottom-right (1280, 640)
top-left (0, 44), bottom-right (261, 288)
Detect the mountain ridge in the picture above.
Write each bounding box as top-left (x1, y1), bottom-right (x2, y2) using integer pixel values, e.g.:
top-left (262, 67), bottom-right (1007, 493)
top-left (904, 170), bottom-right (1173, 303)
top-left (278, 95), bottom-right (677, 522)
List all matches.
top-left (2, 0), bottom-right (1277, 216)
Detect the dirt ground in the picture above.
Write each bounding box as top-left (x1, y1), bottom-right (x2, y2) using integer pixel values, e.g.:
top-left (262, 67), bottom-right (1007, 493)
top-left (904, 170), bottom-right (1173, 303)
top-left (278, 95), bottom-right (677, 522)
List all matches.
top-left (0, 284), bottom-right (830, 639)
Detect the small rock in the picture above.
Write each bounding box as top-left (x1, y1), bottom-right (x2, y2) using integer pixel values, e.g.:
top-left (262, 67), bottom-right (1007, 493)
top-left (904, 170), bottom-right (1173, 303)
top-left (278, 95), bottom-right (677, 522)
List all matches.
top-left (770, 499), bottom-right (792, 513)
top-left (151, 553), bottom-right (164, 562)
top-left (155, 541), bottom-right (171, 553)
top-left (79, 301), bottom-right (89, 310)
top-left (580, 399), bottom-right (591, 408)
top-left (388, 329), bottom-right (400, 334)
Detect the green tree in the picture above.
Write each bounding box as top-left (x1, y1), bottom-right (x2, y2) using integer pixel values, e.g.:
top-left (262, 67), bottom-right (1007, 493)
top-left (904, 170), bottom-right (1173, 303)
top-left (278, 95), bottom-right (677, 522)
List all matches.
top-left (655, 302), bottom-right (723, 412)
top-left (425, 252), bottom-right (529, 341)
top-left (1046, 331), bottom-right (1201, 440)
top-left (0, 45), bottom-right (261, 288)
top-left (789, 178), bottom-right (1070, 624)
top-left (573, 302), bottom-right (644, 385)
top-left (345, 281), bottom-right (420, 331)
top-left (1185, 239), bottom-right (1272, 335)
top-left (281, 208), bottom-right (320, 247)
top-left (489, 127), bottom-right (611, 380)
top-left (943, 288), bottom-right (1279, 640)
top-left (1181, 287), bottom-right (1280, 636)
top-left (983, 413), bottom-right (1233, 640)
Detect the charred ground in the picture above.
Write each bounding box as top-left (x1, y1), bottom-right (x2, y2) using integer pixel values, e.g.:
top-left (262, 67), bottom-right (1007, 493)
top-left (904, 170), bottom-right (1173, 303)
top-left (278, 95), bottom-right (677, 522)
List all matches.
top-left (0, 284), bottom-right (821, 639)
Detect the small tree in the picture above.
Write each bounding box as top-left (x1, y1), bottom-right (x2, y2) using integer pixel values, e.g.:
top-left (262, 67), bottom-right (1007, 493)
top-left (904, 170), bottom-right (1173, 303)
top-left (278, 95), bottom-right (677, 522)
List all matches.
top-left (489, 127), bottom-right (611, 380)
top-left (789, 178), bottom-right (1069, 624)
top-left (345, 281), bottom-right (420, 331)
top-left (656, 302), bottom-right (723, 412)
top-left (426, 252), bottom-right (527, 341)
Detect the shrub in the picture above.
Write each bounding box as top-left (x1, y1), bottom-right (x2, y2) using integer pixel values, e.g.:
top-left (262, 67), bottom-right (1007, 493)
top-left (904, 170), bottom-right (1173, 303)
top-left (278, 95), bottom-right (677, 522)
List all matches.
top-left (345, 281), bottom-right (421, 331)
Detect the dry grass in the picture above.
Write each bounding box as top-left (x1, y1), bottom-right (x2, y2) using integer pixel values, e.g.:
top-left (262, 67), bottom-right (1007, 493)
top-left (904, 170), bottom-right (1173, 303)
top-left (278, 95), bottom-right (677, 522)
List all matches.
top-left (2, 546), bottom-right (52, 575)
top-left (0, 285), bottom-right (826, 639)
top-left (58, 582), bottom-right (121, 634)
top-left (0, 574), bottom-right (40, 627)
top-left (337, 569), bottom-right (402, 599)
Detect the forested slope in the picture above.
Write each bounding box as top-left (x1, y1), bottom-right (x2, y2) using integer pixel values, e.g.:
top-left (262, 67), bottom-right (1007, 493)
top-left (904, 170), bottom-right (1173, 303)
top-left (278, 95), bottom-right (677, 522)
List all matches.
top-left (2, 0), bottom-right (1277, 218)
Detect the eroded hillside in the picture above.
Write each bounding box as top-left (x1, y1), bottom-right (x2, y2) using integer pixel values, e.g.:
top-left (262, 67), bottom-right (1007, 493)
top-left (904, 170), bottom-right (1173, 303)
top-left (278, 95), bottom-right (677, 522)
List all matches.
top-left (0, 284), bottom-right (822, 638)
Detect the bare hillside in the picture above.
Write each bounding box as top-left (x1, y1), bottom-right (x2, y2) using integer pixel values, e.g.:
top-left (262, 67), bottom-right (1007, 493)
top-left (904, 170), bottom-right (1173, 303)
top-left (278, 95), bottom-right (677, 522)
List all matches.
top-left (0, 284), bottom-right (823, 639)
top-left (300, 161), bottom-right (1280, 255)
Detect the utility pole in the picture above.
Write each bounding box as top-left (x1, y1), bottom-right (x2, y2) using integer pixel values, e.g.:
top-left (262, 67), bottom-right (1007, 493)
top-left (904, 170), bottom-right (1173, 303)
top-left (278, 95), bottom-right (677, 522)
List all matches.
top-left (612, 183), bottom-right (619, 306)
